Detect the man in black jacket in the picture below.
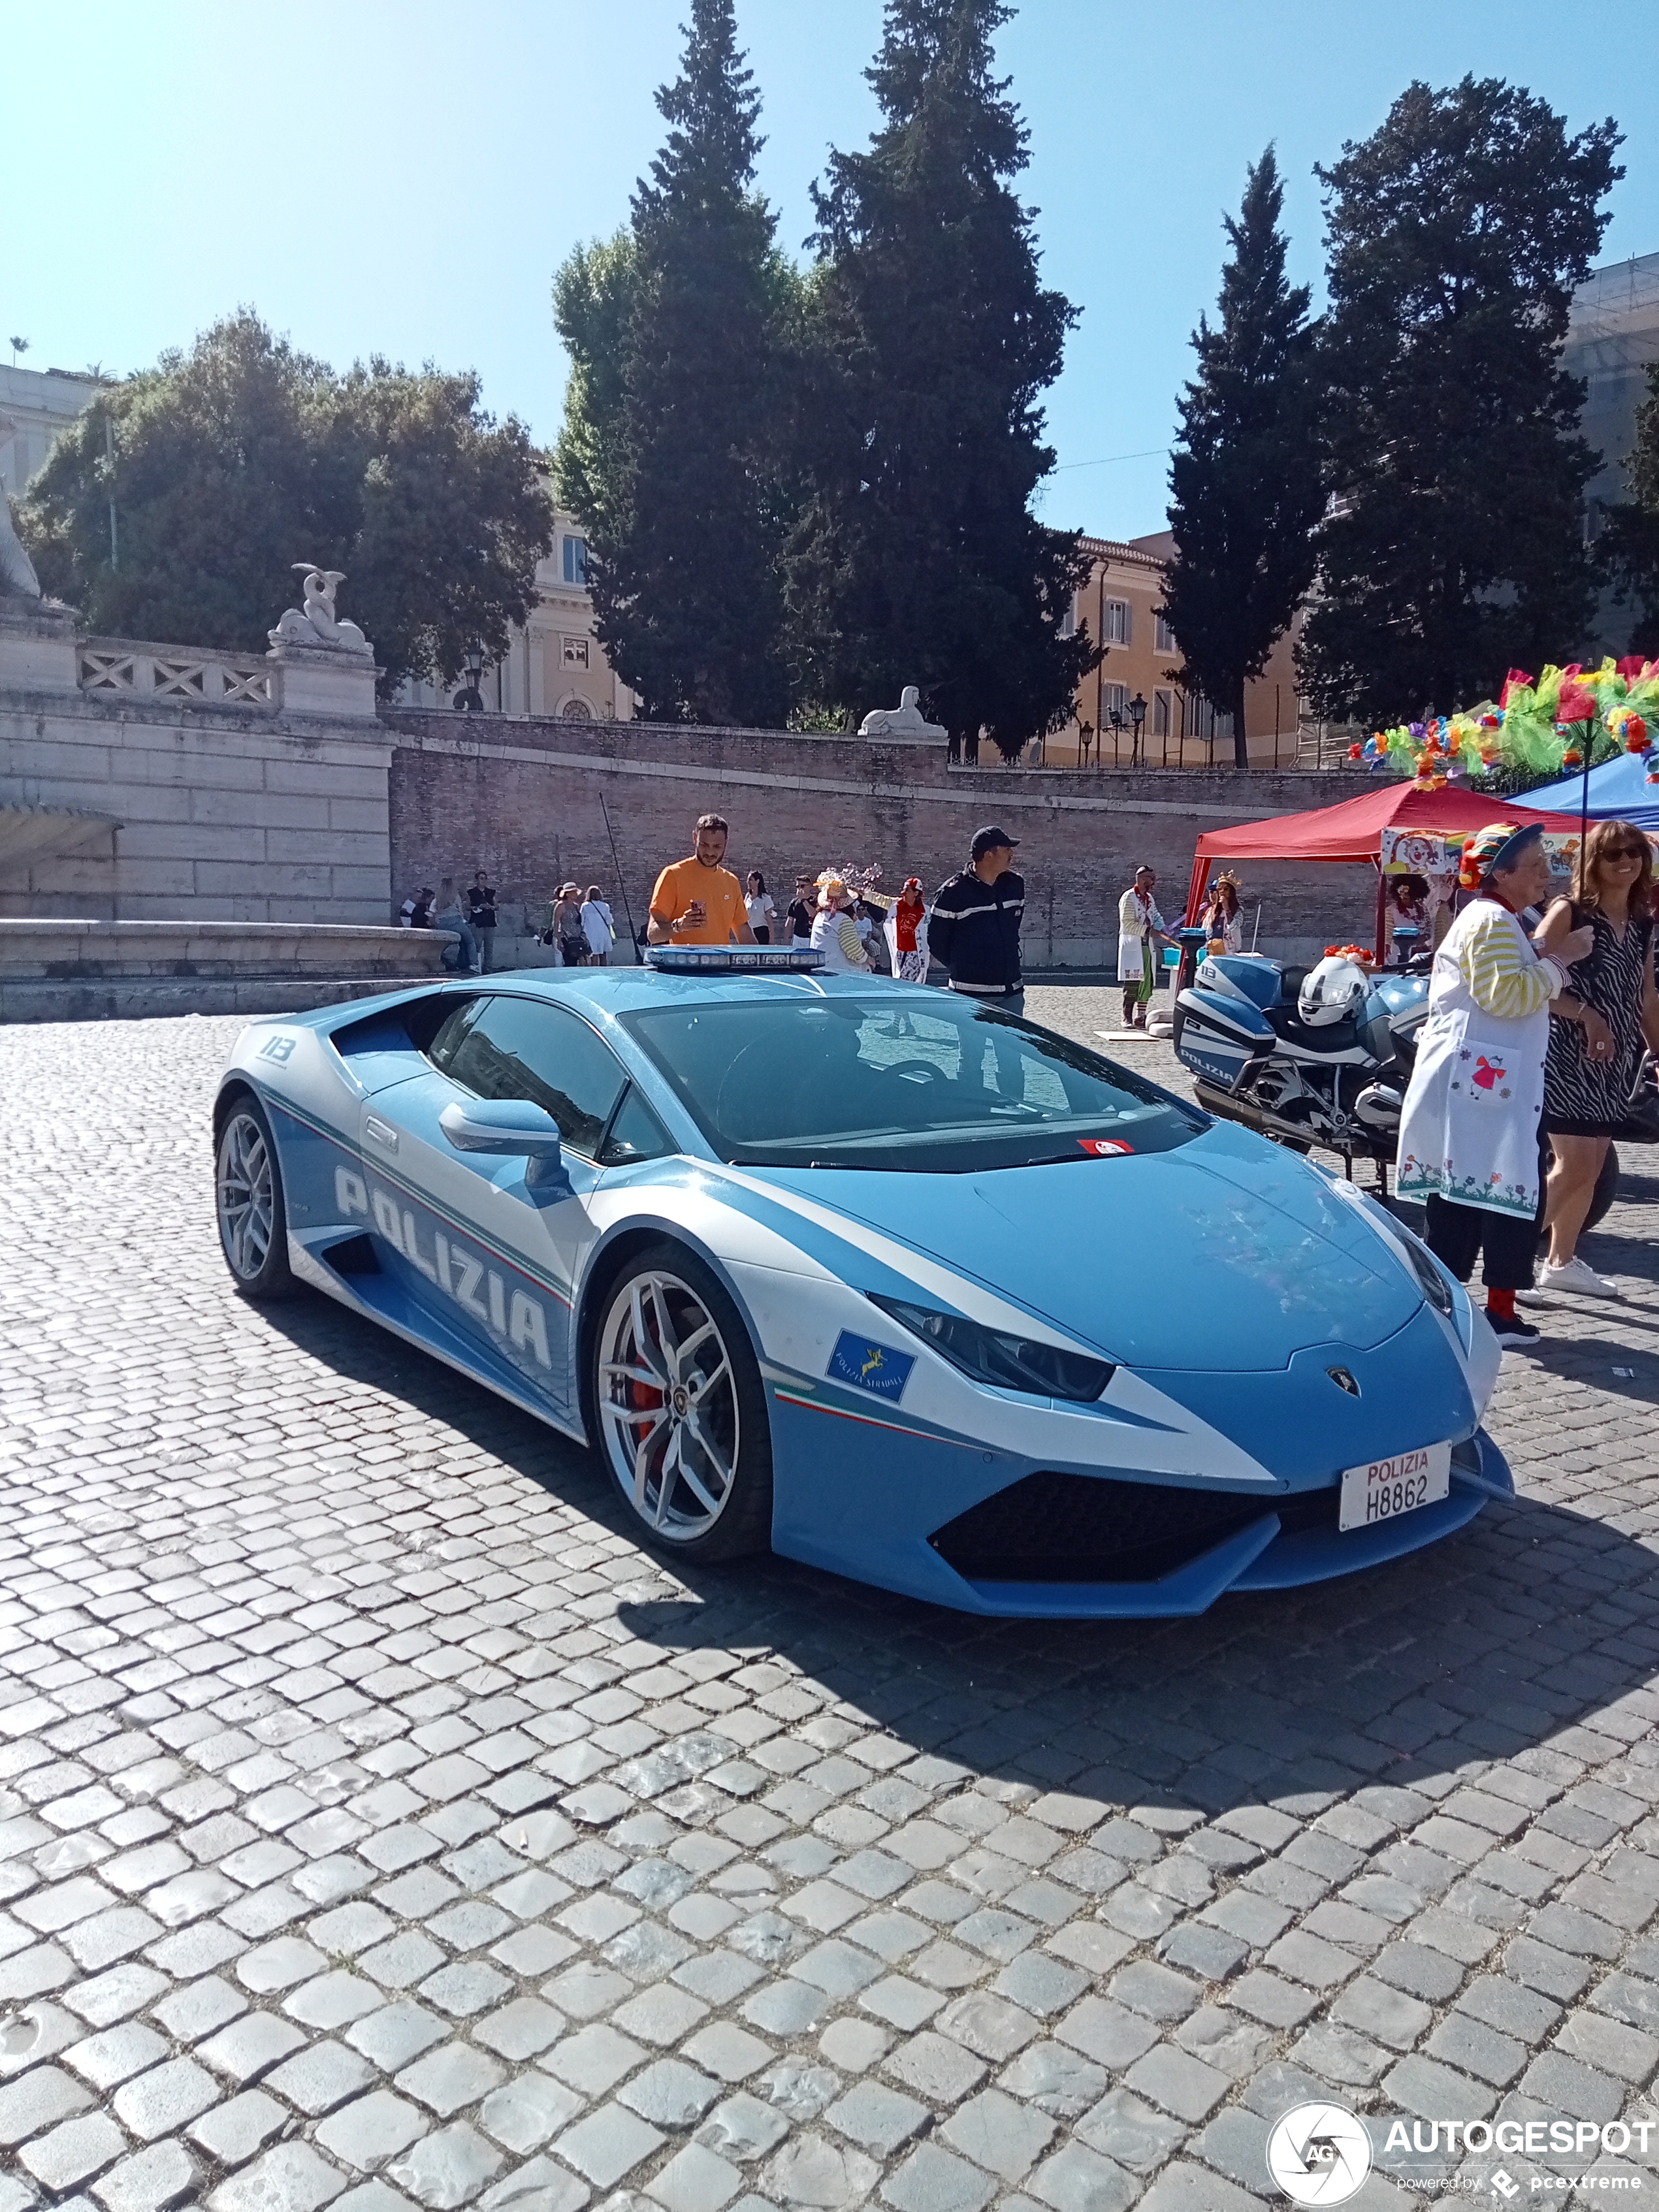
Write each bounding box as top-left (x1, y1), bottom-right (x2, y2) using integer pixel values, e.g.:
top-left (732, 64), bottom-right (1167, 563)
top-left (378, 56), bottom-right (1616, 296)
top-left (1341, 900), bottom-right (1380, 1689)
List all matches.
top-left (929, 826), bottom-right (1025, 1012)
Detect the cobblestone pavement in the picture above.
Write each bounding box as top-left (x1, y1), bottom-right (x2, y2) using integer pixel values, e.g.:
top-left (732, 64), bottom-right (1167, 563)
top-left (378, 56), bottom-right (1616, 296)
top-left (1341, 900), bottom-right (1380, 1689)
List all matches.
top-left (3, 1000), bottom-right (1658, 2212)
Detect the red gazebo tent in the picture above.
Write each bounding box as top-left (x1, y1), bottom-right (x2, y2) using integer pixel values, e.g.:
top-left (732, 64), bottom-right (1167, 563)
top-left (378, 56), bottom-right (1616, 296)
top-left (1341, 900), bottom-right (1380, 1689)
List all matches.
top-left (1185, 782), bottom-right (1590, 959)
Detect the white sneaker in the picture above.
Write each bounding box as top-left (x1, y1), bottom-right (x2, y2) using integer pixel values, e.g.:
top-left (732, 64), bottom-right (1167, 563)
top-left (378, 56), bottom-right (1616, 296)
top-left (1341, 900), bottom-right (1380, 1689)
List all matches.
top-left (1536, 1256), bottom-right (1620, 1298)
top-left (1515, 1284), bottom-right (1549, 1307)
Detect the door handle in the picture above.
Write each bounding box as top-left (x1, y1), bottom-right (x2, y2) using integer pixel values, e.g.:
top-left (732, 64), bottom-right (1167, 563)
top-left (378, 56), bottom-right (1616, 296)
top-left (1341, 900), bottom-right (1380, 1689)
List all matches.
top-left (364, 1116), bottom-right (398, 1152)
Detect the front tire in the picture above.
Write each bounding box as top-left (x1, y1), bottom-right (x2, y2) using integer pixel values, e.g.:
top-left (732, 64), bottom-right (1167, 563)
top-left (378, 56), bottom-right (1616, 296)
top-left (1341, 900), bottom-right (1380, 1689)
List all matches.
top-left (216, 1094), bottom-right (297, 1300)
top-left (592, 1242), bottom-right (773, 1562)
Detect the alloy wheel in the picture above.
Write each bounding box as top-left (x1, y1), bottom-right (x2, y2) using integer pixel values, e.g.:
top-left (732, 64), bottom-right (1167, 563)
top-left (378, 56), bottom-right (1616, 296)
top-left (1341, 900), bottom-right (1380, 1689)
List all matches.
top-left (598, 1270), bottom-right (741, 1541)
top-left (217, 1112), bottom-right (274, 1281)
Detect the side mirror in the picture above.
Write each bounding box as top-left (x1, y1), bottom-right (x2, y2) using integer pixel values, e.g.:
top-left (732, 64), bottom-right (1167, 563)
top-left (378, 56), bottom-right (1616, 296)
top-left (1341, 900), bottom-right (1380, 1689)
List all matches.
top-left (439, 1098), bottom-right (571, 1194)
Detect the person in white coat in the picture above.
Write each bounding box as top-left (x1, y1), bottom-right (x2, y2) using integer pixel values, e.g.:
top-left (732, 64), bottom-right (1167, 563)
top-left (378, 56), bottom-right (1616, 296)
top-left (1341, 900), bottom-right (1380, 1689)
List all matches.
top-left (1395, 821), bottom-right (1600, 1351)
top-left (1118, 865), bottom-right (1175, 1028)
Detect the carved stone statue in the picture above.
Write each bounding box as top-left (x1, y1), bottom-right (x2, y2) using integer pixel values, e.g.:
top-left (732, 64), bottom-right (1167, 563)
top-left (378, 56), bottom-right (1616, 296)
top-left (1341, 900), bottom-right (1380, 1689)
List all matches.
top-left (0, 492), bottom-right (42, 598)
top-left (268, 566), bottom-right (372, 655)
top-left (858, 684), bottom-right (946, 742)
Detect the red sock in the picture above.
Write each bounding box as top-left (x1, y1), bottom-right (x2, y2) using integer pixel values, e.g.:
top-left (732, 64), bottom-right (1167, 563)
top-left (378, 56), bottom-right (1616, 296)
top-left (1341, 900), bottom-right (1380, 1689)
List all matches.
top-left (1486, 1288), bottom-right (1516, 1321)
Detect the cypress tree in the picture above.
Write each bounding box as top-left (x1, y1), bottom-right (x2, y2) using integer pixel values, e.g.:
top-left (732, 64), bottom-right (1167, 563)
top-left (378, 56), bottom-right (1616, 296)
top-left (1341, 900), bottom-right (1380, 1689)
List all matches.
top-left (788, 0), bottom-right (1094, 759)
top-left (1162, 148), bottom-right (1321, 769)
top-left (1300, 78), bottom-right (1621, 725)
top-left (553, 0), bottom-right (794, 726)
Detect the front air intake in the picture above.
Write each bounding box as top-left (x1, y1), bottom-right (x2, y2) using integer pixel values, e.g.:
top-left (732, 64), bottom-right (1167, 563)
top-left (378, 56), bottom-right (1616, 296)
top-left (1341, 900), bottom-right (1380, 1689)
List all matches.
top-left (929, 1470), bottom-right (1331, 1584)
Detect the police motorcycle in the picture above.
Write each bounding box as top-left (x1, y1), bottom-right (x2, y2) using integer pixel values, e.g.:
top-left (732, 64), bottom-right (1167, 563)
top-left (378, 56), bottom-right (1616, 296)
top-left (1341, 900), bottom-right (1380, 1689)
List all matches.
top-left (1173, 934), bottom-right (1644, 1221)
top-left (1172, 946), bottom-right (1426, 1179)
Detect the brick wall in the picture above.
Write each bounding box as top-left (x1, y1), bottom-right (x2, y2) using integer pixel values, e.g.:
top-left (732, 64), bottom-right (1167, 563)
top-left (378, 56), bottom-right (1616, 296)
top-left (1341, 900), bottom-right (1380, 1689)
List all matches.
top-left (383, 711), bottom-right (1378, 966)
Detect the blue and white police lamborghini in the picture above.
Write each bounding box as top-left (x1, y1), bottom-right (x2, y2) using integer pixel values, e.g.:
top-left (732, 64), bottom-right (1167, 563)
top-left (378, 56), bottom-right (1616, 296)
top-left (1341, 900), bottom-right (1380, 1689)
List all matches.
top-left (213, 948), bottom-right (1507, 1619)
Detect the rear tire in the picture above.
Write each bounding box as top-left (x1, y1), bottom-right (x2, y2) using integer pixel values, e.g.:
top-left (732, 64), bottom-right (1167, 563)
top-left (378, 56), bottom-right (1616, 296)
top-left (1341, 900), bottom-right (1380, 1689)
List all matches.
top-left (215, 1093), bottom-right (297, 1300)
top-left (592, 1241), bottom-right (773, 1562)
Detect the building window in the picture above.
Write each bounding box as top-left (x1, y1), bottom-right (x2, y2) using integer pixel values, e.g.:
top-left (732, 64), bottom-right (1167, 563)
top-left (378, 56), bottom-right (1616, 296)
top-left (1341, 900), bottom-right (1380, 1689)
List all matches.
top-left (1153, 688), bottom-right (1172, 738)
top-left (562, 535), bottom-right (588, 585)
top-left (1059, 597), bottom-right (1076, 639)
top-left (1102, 682), bottom-right (1129, 722)
top-left (562, 636), bottom-right (589, 669)
top-left (1184, 692), bottom-right (1207, 740)
top-left (1103, 599), bottom-right (1131, 646)
top-left (1155, 611), bottom-right (1177, 654)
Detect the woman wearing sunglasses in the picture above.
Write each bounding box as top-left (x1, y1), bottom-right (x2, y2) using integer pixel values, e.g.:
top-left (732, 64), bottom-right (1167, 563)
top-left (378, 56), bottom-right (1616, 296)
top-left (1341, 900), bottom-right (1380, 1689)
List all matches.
top-left (1534, 820), bottom-right (1659, 1298)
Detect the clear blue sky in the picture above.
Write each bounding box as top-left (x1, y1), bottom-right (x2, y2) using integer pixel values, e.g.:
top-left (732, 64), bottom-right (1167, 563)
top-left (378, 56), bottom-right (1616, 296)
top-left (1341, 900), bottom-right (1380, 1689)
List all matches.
top-left (13, 1), bottom-right (1657, 540)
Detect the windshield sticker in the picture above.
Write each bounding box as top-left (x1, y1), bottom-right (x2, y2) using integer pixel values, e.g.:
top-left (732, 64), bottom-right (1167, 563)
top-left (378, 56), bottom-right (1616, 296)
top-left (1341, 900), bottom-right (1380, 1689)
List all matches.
top-left (828, 1332), bottom-right (916, 1400)
top-left (1079, 1138), bottom-right (1135, 1157)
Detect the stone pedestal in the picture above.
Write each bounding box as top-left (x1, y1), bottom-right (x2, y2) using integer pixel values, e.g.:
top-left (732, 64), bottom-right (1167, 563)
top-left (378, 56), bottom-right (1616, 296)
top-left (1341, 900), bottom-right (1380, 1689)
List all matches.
top-left (0, 599), bottom-right (80, 692)
top-left (268, 639), bottom-right (380, 720)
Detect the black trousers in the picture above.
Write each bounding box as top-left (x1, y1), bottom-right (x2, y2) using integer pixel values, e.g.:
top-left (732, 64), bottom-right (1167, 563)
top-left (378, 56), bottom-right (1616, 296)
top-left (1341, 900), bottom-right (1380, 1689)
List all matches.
top-left (1423, 1125), bottom-right (1549, 1294)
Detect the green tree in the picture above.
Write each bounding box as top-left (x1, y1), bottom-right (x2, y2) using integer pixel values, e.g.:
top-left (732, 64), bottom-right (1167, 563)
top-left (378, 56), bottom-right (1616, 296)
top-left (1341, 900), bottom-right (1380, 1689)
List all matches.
top-left (554, 0), bottom-right (796, 726)
top-left (1162, 148), bottom-right (1321, 769)
top-left (20, 311), bottom-right (551, 697)
top-left (786, 0), bottom-right (1095, 760)
top-left (1298, 78), bottom-right (1621, 726)
top-left (1601, 361), bottom-right (1659, 658)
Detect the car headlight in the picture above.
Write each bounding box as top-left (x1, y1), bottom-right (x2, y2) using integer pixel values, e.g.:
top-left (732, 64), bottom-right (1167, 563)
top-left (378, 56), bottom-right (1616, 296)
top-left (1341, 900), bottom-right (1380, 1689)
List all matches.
top-left (869, 1294), bottom-right (1114, 1402)
top-left (1396, 1228), bottom-right (1455, 1317)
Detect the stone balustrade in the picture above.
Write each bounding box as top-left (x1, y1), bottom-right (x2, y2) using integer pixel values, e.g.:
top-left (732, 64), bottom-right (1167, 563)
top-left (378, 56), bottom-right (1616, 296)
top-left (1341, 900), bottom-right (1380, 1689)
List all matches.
top-left (78, 639), bottom-right (274, 709)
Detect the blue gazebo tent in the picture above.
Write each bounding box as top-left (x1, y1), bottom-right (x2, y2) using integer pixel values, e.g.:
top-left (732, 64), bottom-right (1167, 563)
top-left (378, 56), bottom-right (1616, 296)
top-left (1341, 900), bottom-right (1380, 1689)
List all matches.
top-left (1526, 748), bottom-right (1659, 832)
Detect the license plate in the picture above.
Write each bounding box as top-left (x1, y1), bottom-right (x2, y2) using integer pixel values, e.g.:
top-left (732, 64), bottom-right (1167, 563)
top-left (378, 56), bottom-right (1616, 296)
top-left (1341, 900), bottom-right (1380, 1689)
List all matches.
top-left (1339, 1442), bottom-right (1451, 1532)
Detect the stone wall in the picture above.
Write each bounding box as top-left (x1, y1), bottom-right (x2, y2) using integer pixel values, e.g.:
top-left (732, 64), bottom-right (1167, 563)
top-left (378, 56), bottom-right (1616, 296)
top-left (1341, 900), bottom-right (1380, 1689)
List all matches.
top-left (0, 598), bottom-right (1379, 970)
top-left (0, 607), bottom-right (392, 924)
top-left (383, 710), bottom-right (1377, 966)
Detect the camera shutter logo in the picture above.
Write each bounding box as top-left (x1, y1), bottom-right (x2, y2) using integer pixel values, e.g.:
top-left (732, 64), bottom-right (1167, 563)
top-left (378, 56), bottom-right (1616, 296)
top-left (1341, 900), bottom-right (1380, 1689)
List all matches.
top-left (1266, 2102), bottom-right (1372, 2205)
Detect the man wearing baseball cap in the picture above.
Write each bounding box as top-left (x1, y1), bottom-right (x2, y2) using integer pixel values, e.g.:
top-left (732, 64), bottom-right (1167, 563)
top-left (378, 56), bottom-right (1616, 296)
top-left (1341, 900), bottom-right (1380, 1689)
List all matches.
top-left (928, 825), bottom-right (1025, 1012)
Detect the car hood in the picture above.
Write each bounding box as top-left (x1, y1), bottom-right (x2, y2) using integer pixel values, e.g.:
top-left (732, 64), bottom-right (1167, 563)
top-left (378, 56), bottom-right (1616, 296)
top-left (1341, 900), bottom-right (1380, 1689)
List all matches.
top-left (750, 1122), bottom-right (1420, 1371)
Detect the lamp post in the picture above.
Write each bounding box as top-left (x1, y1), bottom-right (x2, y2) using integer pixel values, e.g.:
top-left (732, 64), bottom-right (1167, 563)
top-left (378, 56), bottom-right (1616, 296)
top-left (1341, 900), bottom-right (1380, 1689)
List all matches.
top-left (1076, 717), bottom-right (1094, 768)
top-left (1129, 692), bottom-right (1148, 767)
top-left (1108, 706), bottom-right (1125, 765)
top-left (453, 643), bottom-right (486, 713)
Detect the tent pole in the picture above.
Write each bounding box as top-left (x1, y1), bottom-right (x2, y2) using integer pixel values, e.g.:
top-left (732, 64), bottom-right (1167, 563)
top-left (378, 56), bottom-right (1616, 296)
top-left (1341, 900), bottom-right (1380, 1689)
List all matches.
top-left (1373, 858), bottom-right (1387, 965)
top-left (1578, 747), bottom-right (1591, 903)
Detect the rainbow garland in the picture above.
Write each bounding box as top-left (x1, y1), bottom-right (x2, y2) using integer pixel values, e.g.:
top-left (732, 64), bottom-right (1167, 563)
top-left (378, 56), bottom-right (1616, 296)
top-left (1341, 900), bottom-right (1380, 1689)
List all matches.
top-left (1349, 657), bottom-right (1659, 789)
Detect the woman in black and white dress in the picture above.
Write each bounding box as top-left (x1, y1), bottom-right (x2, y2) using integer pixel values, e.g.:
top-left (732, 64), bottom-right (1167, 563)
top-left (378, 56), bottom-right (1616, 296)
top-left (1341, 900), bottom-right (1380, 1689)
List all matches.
top-left (1534, 820), bottom-right (1659, 1298)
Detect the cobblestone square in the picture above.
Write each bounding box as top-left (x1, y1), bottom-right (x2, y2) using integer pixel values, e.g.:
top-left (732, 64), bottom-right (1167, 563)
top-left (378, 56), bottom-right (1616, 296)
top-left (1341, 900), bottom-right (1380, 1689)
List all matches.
top-left (3, 999), bottom-right (1658, 2209)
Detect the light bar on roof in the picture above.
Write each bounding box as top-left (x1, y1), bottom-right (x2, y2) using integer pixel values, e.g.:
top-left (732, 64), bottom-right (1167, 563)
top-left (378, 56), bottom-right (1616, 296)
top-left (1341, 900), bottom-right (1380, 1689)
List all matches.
top-left (643, 946), bottom-right (825, 974)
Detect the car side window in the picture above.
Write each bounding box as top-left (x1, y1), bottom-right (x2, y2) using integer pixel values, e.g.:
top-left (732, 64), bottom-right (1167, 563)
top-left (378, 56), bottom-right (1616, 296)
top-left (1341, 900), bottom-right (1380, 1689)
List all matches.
top-left (427, 997), bottom-right (487, 1072)
top-left (598, 1085), bottom-right (675, 1167)
top-left (442, 996), bottom-right (627, 1159)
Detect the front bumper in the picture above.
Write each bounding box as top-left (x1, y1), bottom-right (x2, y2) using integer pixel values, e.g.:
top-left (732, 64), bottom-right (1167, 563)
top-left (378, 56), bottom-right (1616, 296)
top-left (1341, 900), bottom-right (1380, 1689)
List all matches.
top-left (930, 1430), bottom-right (1511, 1620)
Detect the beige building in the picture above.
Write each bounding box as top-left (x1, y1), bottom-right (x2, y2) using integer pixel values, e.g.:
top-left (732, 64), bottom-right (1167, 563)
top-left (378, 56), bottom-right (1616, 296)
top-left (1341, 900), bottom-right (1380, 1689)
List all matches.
top-left (0, 361), bottom-right (105, 505)
top-left (399, 491), bottom-right (636, 720)
top-left (1048, 530), bottom-right (1301, 769)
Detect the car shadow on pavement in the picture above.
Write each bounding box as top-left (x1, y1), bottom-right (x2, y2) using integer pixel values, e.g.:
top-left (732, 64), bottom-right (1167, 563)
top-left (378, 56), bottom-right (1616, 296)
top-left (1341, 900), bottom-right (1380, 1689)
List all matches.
top-left (254, 1283), bottom-right (1659, 1826)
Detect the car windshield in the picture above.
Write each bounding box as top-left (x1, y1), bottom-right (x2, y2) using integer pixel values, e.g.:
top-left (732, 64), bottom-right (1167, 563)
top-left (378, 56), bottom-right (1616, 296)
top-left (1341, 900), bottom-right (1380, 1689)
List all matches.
top-left (620, 995), bottom-right (1206, 1172)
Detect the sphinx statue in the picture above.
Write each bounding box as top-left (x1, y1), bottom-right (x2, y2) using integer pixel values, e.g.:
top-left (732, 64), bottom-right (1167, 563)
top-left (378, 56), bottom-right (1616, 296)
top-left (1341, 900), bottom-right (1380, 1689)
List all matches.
top-left (858, 684), bottom-right (946, 741)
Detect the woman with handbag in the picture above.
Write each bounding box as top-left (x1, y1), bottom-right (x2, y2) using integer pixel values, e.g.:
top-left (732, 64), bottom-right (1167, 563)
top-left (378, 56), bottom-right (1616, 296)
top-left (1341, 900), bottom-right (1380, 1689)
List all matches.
top-left (1532, 820), bottom-right (1659, 1298)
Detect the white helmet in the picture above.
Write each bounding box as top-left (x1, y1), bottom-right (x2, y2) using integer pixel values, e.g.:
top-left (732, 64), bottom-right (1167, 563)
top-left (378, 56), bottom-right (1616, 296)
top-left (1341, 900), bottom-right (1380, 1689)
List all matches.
top-left (1298, 954), bottom-right (1370, 1027)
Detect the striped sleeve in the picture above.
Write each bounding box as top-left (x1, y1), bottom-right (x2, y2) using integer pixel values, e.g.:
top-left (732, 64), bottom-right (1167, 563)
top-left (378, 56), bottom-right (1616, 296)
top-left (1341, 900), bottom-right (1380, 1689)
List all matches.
top-left (1455, 905), bottom-right (1560, 1019)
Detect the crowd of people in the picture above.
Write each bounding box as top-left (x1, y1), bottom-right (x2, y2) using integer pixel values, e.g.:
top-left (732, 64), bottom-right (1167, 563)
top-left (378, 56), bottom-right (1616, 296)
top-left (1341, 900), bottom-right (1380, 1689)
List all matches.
top-left (645, 812), bottom-right (1028, 1008)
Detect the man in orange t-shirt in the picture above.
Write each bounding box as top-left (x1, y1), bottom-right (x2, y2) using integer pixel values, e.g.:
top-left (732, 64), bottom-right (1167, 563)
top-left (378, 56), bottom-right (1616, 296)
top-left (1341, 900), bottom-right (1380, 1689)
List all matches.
top-left (648, 814), bottom-right (758, 947)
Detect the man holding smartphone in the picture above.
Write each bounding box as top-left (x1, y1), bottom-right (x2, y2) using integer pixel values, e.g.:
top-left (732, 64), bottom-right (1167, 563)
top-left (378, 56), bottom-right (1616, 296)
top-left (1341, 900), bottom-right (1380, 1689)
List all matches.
top-left (648, 814), bottom-right (757, 946)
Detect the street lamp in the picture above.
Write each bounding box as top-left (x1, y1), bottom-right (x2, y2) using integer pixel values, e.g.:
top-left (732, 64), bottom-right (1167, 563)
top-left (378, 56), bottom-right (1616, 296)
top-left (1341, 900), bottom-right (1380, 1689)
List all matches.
top-left (1077, 717), bottom-right (1094, 767)
top-left (453, 643), bottom-right (486, 713)
top-left (1129, 692), bottom-right (1148, 765)
top-left (1108, 705), bottom-right (1125, 763)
